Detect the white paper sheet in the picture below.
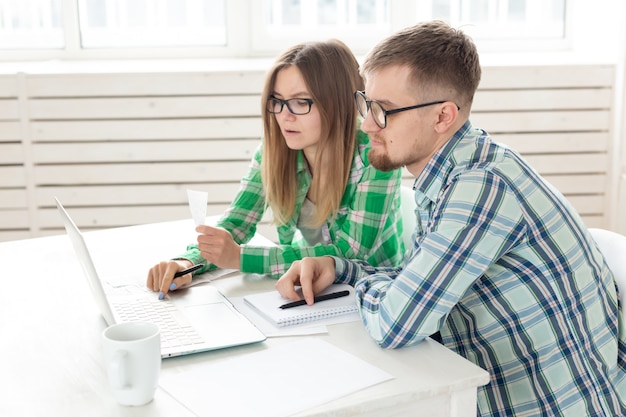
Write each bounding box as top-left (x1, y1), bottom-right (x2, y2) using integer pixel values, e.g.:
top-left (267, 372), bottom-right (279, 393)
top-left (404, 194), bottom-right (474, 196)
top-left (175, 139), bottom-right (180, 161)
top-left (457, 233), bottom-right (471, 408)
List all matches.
top-left (159, 339), bottom-right (393, 417)
top-left (187, 189), bottom-right (208, 226)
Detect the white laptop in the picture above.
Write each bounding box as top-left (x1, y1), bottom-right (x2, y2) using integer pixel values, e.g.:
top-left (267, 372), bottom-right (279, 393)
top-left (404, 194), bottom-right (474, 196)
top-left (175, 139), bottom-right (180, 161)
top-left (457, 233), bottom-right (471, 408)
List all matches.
top-left (55, 197), bottom-right (266, 358)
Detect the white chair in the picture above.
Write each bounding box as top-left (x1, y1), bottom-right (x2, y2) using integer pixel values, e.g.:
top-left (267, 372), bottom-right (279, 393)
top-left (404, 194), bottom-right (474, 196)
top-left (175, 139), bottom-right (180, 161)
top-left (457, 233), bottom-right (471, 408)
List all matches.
top-left (400, 186), bottom-right (417, 252)
top-left (588, 228), bottom-right (626, 324)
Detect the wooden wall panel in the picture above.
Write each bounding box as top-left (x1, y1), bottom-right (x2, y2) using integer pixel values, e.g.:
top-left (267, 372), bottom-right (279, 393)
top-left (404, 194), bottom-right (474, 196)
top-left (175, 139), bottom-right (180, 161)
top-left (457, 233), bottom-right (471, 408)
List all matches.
top-left (0, 143), bottom-right (24, 164)
top-left (479, 65), bottom-right (615, 89)
top-left (30, 118), bottom-right (263, 141)
top-left (28, 95), bottom-right (261, 119)
top-left (31, 140), bottom-right (259, 163)
top-left (0, 98), bottom-right (19, 120)
top-left (0, 64), bottom-right (619, 242)
top-left (24, 71), bottom-right (267, 96)
top-left (0, 121), bottom-right (20, 140)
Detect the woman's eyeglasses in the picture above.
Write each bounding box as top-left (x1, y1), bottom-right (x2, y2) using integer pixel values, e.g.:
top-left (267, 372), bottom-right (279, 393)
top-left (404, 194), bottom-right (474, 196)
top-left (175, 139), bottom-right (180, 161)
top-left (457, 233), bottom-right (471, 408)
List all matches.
top-left (267, 96), bottom-right (314, 115)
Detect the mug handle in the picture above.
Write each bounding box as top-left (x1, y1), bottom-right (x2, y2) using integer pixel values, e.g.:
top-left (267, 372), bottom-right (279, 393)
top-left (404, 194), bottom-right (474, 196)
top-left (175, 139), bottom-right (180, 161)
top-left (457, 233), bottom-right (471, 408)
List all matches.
top-left (110, 350), bottom-right (130, 389)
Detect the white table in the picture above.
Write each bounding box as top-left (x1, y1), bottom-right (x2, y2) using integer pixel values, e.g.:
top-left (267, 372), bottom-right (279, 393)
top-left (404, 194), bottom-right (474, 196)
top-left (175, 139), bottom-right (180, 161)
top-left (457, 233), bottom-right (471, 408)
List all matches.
top-left (0, 218), bottom-right (489, 417)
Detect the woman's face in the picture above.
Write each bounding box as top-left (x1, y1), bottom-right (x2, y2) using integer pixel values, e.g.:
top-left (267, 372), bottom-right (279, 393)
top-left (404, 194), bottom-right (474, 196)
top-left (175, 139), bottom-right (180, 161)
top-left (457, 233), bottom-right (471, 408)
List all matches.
top-left (272, 66), bottom-right (323, 161)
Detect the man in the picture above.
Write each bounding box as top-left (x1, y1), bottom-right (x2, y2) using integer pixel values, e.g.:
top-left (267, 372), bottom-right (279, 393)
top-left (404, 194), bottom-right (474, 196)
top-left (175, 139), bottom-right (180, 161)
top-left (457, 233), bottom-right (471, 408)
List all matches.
top-left (276, 21), bottom-right (626, 416)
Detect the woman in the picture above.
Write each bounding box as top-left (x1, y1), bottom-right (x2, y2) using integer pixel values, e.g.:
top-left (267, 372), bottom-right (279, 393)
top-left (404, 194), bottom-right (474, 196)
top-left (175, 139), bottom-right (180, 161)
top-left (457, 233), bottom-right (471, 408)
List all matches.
top-left (147, 39), bottom-right (404, 299)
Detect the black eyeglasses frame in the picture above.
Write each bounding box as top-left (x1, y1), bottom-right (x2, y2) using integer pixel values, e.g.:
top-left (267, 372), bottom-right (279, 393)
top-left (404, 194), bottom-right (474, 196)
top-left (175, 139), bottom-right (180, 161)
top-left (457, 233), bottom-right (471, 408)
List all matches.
top-left (266, 96), bottom-right (314, 115)
top-left (354, 90), bottom-right (459, 129)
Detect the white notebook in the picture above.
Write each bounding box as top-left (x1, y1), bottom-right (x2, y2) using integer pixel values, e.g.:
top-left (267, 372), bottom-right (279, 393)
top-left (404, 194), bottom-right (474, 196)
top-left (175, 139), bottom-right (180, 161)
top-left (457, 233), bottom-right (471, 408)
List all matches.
top-left (243, 284), bottom-right (358, 327)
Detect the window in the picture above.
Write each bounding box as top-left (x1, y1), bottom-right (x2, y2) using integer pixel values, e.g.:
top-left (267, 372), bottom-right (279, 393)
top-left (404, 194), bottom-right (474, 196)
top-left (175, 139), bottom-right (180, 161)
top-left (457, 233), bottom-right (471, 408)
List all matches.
top-left (252, 0), bottom-right (567, 54)
top-left (78, 0), bottom-right (226, 48)
top-left (0, 0), bottom-right (610, 61)
top-left (0, 0), bottom-right (63, 49)
top-left (427, 0), bottom-right (566, 40)
top-left (250, 0), bottom-right (390, 53)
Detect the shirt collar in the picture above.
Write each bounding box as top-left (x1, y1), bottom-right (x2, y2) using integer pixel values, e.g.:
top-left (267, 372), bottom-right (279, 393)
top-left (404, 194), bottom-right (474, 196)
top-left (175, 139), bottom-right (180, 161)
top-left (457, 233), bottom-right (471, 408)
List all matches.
top-left (412, 120), bottom-right (477, 206)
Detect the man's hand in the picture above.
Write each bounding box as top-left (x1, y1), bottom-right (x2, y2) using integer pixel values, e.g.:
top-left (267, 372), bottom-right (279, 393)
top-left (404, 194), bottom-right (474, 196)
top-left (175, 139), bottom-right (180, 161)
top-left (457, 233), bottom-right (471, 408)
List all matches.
top-left (275, 256), bottom-right (336, 305)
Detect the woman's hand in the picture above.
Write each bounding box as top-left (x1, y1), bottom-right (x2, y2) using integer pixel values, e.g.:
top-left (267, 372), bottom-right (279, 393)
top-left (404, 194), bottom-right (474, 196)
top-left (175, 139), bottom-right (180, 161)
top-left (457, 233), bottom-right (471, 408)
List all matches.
top-left (146, 259), bottom-right (193, 299)
top-left (195, 225), bottom-right (241, 270)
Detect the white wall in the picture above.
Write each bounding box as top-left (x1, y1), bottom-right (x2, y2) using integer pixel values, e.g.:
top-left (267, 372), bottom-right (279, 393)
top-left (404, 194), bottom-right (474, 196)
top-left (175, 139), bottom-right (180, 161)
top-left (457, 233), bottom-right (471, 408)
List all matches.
top-left (0, 61), bottom-right (620, 241)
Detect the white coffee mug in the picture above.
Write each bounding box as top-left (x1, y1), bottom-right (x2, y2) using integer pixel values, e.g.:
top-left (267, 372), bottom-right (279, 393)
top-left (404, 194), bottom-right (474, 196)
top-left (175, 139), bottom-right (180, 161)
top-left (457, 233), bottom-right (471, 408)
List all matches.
top-left (102, 321), bottom-right (161, 406)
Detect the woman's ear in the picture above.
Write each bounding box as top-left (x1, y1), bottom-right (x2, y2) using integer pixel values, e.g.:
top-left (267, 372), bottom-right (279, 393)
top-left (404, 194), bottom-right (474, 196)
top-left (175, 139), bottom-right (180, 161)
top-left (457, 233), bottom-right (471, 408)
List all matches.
top-left (434, 102), bottom-right (459, 133)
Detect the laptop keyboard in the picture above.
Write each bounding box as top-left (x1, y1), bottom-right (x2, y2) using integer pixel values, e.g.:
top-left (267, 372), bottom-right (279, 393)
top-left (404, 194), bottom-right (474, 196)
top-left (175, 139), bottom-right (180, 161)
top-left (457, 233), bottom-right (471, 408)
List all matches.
top-left (111, 296), bottom-right (205, 350)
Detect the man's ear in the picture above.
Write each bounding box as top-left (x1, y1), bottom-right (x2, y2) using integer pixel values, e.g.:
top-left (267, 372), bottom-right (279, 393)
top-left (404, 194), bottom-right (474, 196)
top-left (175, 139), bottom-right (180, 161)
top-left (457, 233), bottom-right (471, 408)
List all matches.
top-left (434, 102), bottom-right (459, 133)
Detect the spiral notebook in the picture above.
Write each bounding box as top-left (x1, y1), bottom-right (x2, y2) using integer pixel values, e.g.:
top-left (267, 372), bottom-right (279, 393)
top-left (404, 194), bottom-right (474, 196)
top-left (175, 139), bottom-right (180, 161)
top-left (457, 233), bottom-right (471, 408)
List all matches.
top-left (243, 284), bottom-right (358, 327)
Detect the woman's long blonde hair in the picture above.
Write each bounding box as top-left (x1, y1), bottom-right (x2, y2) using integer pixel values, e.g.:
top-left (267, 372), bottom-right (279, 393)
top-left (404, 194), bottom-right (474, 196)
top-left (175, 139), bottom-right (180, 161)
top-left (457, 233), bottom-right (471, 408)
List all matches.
top-left (261, 39), bottom-right (364, 227)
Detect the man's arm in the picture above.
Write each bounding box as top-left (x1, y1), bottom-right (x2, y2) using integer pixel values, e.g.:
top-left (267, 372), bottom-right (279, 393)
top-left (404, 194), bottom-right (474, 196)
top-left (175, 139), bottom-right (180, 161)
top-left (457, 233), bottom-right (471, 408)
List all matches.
top-left (350, 171), bottom-right (525, 349)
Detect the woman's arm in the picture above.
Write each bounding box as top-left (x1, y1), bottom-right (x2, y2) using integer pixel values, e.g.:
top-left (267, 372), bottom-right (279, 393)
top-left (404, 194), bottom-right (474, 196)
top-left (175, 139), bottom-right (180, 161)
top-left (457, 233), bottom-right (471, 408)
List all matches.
top-left (174, 144), bottom-right (267, 274)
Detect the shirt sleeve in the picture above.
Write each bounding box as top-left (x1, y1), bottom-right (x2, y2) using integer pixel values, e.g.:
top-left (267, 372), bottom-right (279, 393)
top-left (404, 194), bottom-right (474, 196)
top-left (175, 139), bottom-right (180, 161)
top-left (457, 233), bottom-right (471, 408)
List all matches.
top-left (240, 156), bottom-right (404, 278)
top-left (334, 161), bottom-right (404, 267)
top-left (338, 170), bottom-right (526, 349)
top-left (174, 144), bottom-right (267, 275)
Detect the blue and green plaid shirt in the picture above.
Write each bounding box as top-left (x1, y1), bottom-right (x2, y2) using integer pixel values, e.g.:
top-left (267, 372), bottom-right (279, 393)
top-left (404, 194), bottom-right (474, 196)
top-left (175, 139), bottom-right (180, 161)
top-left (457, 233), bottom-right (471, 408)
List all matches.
top-left (180, 130), bottom-right (405, 278)
top-left (334, 121), bottom-right (626, 416)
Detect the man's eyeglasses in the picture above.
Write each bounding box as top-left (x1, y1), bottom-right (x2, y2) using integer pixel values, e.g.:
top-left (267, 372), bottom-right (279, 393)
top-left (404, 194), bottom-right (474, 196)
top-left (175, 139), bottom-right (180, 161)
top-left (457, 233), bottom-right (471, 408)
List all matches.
top-left (354, 90), bottom-right (459, 129)
top-left (267, 96), bottom-right (314, 115)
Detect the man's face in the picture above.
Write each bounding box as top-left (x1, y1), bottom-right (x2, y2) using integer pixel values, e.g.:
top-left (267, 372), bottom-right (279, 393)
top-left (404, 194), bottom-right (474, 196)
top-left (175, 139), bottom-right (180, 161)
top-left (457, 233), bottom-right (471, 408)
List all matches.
top-left (361, 65), bottom-right (446, 177)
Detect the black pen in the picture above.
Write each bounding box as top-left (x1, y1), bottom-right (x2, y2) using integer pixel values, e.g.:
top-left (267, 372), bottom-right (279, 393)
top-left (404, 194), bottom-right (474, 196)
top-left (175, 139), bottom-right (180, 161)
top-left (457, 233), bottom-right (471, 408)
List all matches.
top-left (279, 290), bottom-right (350, 309)
top-left (173, 264), bottom-right (203, 278)
top-left (159, 264), bottom-right (203, 300)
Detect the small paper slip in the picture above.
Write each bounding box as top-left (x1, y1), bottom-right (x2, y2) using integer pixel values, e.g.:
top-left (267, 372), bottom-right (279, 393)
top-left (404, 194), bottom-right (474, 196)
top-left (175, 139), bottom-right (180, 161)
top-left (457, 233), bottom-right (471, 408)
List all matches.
top-left (243, 284), bottom-right (358, 327)
top-left (187, 189), bottom-right (208, 226)
top-left (159, 339), bottom-right (394, 417)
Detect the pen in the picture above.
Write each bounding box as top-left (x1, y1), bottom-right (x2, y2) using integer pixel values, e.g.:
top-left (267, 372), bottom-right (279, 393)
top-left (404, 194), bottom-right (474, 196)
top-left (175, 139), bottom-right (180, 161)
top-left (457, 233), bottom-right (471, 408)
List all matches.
top-left (158, 264), bottom-right (203, 300)
top-left (279, 290), bottom-right (350, 309)
top-left (173, 264), bottom-right (203, 278)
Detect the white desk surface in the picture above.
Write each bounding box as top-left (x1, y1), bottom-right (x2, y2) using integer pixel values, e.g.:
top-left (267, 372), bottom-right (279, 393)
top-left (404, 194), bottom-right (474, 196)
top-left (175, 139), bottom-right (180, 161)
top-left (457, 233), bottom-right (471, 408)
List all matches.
top-left (1, 218), bottom-right (489, 417)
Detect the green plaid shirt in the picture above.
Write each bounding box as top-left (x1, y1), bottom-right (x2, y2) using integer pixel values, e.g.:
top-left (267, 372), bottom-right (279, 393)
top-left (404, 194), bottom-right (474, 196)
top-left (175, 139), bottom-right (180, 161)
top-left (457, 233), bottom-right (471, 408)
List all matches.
top-left (178, 130), bottom-right (405, 278)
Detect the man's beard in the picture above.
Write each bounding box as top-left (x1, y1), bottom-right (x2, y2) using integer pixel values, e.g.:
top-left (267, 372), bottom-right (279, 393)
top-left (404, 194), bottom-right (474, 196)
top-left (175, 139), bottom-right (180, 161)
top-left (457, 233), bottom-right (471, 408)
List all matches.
top-left (368, 146), bottom-right (403, 172)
